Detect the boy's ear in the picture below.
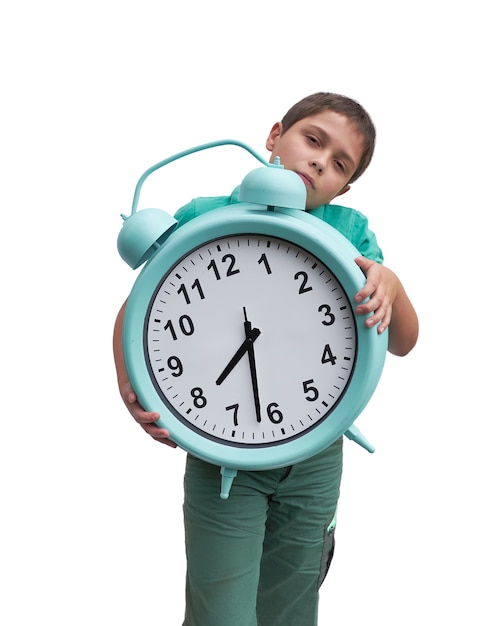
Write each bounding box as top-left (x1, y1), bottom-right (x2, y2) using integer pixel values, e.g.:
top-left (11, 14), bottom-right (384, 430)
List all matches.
top-left (265, 122), bottom-right (283, 151)
top-left (335, 185), bottom-right (351, 197)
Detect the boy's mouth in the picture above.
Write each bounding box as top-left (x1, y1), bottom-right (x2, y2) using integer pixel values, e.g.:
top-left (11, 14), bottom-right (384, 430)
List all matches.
top-left (296, 172), bottom-right (315, 189)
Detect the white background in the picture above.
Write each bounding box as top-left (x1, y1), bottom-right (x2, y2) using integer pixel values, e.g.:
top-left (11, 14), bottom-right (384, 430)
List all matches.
top-left (1, 1), bottom-right (499, 624)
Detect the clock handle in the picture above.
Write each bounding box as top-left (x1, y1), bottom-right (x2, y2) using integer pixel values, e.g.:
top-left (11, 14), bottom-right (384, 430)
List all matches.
top-left (129, 140), bottom-right (269, 216)
top-left (219, 467), bottom-right (238, 499)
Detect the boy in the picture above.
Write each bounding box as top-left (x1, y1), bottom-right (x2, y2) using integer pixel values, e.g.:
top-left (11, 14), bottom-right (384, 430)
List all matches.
top-left (113, 92), bottom-right (419, 626)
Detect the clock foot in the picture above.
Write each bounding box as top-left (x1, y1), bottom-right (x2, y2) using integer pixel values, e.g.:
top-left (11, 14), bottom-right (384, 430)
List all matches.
top-left (219, 467), bottom-right (238, 499)
top-left (344, 424), bottom-right (375, 453)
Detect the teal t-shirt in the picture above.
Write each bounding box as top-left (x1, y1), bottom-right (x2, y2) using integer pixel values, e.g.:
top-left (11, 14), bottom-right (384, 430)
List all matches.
top-left (174, 187), bottom-right (383, 263)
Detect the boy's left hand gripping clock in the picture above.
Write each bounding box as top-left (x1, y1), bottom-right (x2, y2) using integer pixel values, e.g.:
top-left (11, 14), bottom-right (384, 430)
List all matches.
top-left (117, 140), bottom-right (387, 498)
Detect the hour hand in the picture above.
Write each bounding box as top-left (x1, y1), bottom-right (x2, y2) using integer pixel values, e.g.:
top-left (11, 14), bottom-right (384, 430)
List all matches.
top-left (216, 327), bottom-right (261, 386)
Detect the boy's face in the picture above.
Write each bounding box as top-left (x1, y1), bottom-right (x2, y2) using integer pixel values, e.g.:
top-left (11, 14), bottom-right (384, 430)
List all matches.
top-left (265, 110), bottom-right (365, 210)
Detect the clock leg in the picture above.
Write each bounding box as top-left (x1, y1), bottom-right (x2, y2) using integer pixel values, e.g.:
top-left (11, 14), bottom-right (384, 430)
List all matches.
top-left (219, 467), bottom-right (238, 499)
top-left (344, 424), bottom-right (375, 453)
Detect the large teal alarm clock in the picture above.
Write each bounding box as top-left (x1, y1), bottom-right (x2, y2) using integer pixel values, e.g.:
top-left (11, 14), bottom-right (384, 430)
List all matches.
top-left (118, 140), bottom-right (387, 498)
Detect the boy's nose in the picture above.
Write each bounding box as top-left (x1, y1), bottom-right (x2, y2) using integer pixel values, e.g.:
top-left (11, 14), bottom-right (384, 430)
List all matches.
top-left (310, 159), bottom-right (324, 174)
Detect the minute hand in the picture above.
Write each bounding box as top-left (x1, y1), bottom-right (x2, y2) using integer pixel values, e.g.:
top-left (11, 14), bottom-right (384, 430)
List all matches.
top-left (245, 320), bottom-right (262, 423)
top-left (215, 327), bottom-right (261, 386)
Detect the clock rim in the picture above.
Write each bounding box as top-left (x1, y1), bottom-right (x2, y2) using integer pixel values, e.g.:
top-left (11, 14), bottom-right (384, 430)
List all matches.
top-left (123, 204), bottom-right (387, 470)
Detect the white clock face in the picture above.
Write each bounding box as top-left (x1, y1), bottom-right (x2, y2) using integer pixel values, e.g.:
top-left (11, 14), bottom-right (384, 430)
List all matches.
top-left (144, 234), bottom-right (357, 446)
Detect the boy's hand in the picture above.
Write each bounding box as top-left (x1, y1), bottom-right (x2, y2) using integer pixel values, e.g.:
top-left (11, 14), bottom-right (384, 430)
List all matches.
top-left (120, 381), bottom-right (177, 448)
top-left (353, 256), bottom-right (398, 334)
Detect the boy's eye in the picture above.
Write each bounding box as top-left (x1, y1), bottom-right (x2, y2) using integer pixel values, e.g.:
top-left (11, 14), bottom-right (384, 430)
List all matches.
top-left (307, 135), bottom-right (319, 145)
top-left (334, 160), bottom-right (345, 172)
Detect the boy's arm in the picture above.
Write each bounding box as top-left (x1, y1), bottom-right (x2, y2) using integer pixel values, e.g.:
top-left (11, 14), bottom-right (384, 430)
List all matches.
top-left (113, 301), bottom-right (177, 447)
top-left (354, 257), bottom-right (419, 357)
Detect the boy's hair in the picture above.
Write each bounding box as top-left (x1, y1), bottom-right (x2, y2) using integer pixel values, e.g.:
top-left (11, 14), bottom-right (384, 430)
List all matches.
top-left (280, 92), bottom-right (376, 184)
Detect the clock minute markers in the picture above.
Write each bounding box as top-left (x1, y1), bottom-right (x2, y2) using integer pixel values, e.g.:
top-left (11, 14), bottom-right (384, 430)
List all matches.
top-left (143, 232), bottom-right (371, 453)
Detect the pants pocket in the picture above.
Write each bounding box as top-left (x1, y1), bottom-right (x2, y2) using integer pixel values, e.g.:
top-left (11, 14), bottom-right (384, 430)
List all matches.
top-left (317, 517), bottom-right (336, 589)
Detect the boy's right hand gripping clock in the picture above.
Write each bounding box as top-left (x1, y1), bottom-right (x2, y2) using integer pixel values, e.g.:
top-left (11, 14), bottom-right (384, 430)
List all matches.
top-left (118, 141), bottom-right (387, 498)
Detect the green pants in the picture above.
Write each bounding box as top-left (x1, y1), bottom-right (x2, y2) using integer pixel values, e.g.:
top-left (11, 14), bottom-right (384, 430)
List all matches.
top-left (182, 437), bottom-right (343, 626)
